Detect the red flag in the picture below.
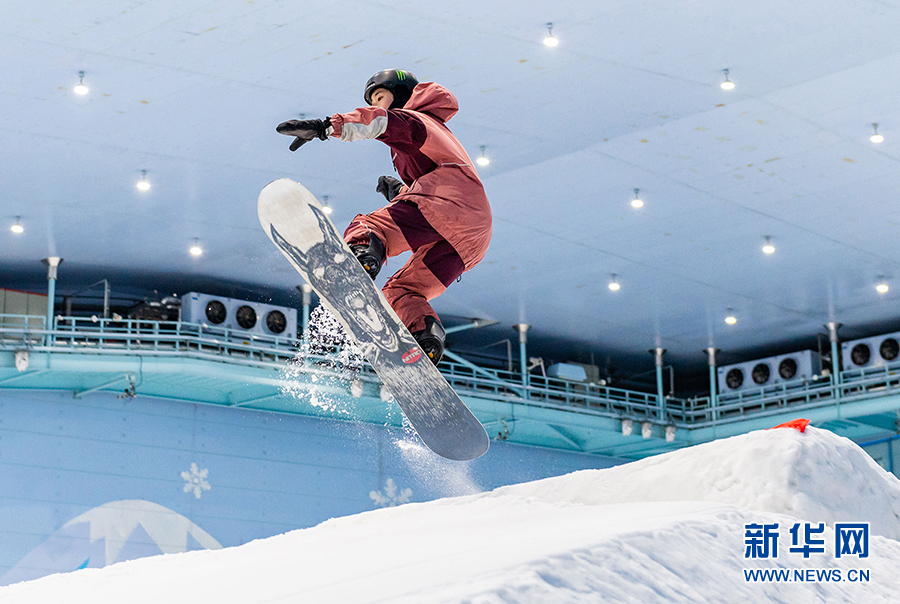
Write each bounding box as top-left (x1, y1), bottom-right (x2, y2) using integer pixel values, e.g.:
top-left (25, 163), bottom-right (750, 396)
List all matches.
top-left (769, 418), bottom-right (811, 432)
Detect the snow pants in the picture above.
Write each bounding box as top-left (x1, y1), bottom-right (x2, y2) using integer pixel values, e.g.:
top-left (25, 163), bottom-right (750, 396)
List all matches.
top-left (343, 200), bottom-right (466, 333)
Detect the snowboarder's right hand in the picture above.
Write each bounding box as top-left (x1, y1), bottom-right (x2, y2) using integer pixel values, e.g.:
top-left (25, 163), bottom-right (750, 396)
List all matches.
top-left (276, 118), bottom-right (332, 151)
top-left (376, 175), bottom-right (405, 202)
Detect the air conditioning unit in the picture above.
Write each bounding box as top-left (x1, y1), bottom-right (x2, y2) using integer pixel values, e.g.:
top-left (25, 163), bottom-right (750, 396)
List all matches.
top-left (718, 358), bottom-right (775, 394)
top-left (717, 350), bottom-right (821, 395)
top-left (841, 331), bottom-right (900, 371)
top-left (181, 292), bottom-right (297, 338)
top-left (182, 292), bottom-right (230, 328)
top-left (770, 350), bottom-right (821, 384)
top-left (236, 301), bottom-right (298, 338)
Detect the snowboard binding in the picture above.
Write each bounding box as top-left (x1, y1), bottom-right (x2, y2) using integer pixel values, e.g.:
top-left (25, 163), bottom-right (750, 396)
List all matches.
top-left (350, 235), bottom-right (385, 280)
top-left (412, 316), bottom-right (446, 366)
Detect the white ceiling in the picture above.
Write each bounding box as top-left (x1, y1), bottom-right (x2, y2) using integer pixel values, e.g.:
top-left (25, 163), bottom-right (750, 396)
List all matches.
top-left (3, 0), bottom-right (900, 383)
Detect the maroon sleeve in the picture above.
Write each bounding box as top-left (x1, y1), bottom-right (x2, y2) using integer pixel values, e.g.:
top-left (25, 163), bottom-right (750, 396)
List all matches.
top-left (378, 110), bottom-right (429, 154)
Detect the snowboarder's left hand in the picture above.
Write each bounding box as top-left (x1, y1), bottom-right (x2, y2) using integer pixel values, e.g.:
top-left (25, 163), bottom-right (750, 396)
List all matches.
top-left (376, 175), bottom-right (405, 202)
top-left (276, 118), bottom-right (332, 151)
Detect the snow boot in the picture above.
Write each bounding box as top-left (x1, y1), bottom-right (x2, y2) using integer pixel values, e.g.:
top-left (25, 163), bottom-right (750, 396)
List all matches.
top-left (412, 316), bottom-right (446, 366)
top-left (350, 235), bottom-right (385, 280)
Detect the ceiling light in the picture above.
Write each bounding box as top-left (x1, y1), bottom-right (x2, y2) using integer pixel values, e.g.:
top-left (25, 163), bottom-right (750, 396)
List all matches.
top-left (608, 274), bottom-right (621, 291)
top-left (11, 216), bottom-right (24, 234)
top-left (720, 69), bottom-right (735, 91)
top-left (136, 170), bottom-right (151, 191)
top-left (631, 188), bottom-right (644, 208)
top-left (876, 277), bottom-right (889, 294)
top-left (190, 238), bottom-right (203, 256)
top-left (74, 71), bottom-right (89, 95)
top-left (476, 145), bottom-right (490, 167)
top-left (871, 123), bottom-right (884, 144)
top-left (322, 195), bottom-right (333, 215)
top-left (725, 309), bottom-right (737, 325)
top-left (543, 23), bottom-right (559, 47)
top-left (762, 236), bottom-right (775, 254)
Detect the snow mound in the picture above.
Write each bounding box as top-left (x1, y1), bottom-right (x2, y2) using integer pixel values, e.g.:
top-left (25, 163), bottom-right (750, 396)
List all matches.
top-left (493, 425), bottom-right (900, 539)
top-left (3, 426), bottom-right (900, 604)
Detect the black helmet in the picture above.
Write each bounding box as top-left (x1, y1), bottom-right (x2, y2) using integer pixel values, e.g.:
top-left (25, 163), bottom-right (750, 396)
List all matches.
top-left (364, 69), bottom-right (419, 109)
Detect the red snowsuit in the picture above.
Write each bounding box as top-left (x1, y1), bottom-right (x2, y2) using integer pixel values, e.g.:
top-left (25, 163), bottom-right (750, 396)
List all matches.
top-left (329, 83), bottom-right (492, 333)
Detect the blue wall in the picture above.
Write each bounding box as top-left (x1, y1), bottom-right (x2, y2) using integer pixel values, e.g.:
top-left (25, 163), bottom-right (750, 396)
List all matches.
top-left (860, 436), bottom-right (900, 477)
top-left (0, 389), bottom-right (621, 585)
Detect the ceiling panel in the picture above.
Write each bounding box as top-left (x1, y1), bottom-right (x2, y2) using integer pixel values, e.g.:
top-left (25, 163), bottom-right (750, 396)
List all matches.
top-left (4, 0), bottom-right (900, 387)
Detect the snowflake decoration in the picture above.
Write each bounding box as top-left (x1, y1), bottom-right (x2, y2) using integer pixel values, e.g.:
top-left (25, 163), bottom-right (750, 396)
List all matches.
top-left (181, 463), bottom-right (211, 499)
top-left (370, 478), bottom-right (412, 508)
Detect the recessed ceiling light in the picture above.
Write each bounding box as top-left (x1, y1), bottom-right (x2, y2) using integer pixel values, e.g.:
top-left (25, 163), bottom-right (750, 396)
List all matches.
top-left (720, 68), bottom-right (735, 91)
top-left (631, 188), bottom-right (643, 208)
top-left (608, 274), bottom-right (620, 291)
top-left (762, 236), bottom-right (775, 254)
top-left (543, 23), bottom-right (558, 47)
top-left (73, 71), bottom-right (89, 95)
top-left (190, 238), bottom-right (203, 256)
top-left (11, 216), bottom-right (23, 234)
top-left (871, 123), bottom-right (884, 144)
top-left (876, 277), bottom-right (889, 294)
top-left (136, 170), bottom-right (151, 191)
top-left (725, 315), bottom-right (737, 325)
top-left (322, 195), bottom-right (333, 215)
top-left (476, 145), bottom-right (490, 166)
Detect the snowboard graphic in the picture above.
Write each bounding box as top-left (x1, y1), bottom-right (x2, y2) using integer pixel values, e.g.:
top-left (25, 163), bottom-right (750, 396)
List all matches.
top-left (258, 178), bottom-right (489, 461)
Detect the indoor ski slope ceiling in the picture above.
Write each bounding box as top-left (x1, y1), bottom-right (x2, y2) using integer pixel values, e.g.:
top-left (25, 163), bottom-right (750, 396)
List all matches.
top-left (3, 0), bottom-right (900, 382)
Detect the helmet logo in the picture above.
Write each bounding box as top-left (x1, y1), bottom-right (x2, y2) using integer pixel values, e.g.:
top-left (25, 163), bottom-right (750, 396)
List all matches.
top-left (396, 70), bottom-right (406, 80)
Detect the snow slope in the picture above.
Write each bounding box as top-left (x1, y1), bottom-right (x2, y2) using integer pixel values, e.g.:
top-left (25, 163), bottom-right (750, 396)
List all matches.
top-left (2, 426), bottom-right (900, 603)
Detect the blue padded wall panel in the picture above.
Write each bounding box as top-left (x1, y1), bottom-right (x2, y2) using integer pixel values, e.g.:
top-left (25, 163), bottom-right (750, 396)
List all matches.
top-left (0, 389), bottom-right (622, 584)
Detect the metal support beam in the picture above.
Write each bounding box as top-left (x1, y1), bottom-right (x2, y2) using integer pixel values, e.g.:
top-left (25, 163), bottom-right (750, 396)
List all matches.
top-left (444, 319), bottom-right (500, 334)
top-left (231, 392), bottom-right (284, 408)
top-left (442, 349), bottom-right (505, 383)
top-left (0, 369), bottom-right (50, 386)
top-left (545, 423), bottom-right (584, 450)
top-left (73, 373), bottom-right (133, 399)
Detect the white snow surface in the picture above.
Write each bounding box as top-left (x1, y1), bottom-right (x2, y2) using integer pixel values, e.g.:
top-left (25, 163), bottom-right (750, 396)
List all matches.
top-left (3, 426), bottom-right (900, 603)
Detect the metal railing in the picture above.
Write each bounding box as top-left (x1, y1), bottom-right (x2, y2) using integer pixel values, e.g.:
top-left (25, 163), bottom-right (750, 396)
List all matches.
top-left (0, 315), bottom-right (665, 421)
top-left (682, 381), bottom-right (837, 424)
top-left (3, 314), bottom-right (900, 428)
top-left (0, 314), bottom-right (45, 344)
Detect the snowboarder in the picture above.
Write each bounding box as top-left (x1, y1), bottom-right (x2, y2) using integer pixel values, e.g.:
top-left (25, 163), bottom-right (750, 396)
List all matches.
top-left (276, 69), bottom-right (492, 365)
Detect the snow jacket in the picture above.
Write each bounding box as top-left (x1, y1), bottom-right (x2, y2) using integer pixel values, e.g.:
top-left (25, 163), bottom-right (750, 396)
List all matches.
top-left (329, 83), bottom-right (492, 270)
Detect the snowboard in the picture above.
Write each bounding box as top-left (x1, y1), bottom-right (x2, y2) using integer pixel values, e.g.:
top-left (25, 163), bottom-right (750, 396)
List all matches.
top-left (258, 178), bottom-right (489, 461)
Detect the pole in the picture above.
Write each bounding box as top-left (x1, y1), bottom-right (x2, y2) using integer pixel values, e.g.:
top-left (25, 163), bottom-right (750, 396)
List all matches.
top-left (102, 279), bottom-right (110, 319)
top-left (705, 347), bottom-right (719, 422)
top-left (652, 348), bottom-right (666, 421)
top-left (41, 257), bottom-right (62, 344)
top-left (514, 324), bottom-right (530, 399)
top-left (300, 284), bottom-right (312, 344)
top-left (827, 322), bottom-right (842, 416)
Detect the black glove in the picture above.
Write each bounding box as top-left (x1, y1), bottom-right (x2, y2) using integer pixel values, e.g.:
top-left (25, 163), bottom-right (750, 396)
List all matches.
top-left (276, 117), bottom-right (331, 151)
top-left (376, 175), bottom-right (405, 202)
